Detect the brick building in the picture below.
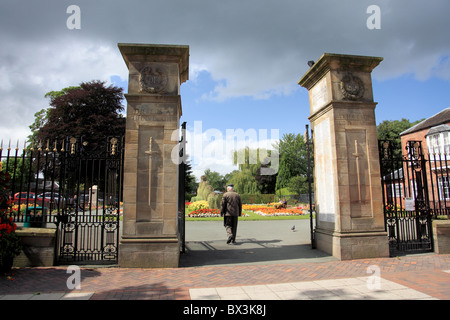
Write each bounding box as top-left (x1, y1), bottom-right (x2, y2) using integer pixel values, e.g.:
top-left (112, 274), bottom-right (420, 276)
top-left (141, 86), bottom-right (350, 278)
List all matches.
top-left (400, 108), bottom-right (450, 157)
top-left (398, 108), bottom-right (450, 216)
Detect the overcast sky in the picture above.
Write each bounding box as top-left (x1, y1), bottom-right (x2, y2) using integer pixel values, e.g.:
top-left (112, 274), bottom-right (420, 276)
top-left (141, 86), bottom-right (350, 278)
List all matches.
top-left (1, 0), bottom-right (449, 179)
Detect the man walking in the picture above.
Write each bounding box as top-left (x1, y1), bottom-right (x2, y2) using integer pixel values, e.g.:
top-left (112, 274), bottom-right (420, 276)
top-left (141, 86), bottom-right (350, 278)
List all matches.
top-left (220, 184), bottom-right (242, 244)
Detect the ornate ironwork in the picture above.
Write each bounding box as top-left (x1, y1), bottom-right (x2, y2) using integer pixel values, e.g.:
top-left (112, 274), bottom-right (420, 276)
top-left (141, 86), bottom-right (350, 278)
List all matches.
top-left (1, 135), bottom-right (124, 265)
top-left (379, 140), bottom-right (435, 257)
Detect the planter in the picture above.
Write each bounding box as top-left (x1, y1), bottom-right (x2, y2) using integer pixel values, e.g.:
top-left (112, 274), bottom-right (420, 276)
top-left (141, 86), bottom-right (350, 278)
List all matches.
top-left (433, 220), bottom-right (450, 254)
top-left (24, 207), bottom-right (47, 228)
top-left (0, 255), bottom-right (14, 275)
top-left (14, 228), bottom-right (56, 267)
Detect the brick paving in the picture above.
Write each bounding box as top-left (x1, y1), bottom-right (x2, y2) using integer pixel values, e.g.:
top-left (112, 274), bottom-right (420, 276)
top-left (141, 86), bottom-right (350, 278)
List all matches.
top-left (1, 253), bottom-right (449, 300)
top-left (382, 269), bottom-right (450, 300)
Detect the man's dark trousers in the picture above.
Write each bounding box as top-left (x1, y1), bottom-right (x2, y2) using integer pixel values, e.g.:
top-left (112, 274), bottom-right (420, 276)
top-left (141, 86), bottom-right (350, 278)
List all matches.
top-left (224, 216), bottom-right (238, 243)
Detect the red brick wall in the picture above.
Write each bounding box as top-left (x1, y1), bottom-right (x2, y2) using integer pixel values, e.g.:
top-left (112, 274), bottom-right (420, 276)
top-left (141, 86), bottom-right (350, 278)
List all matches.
top-left (399, 123), bottom-right (450, 217)
top-left (401, 121), bottom-right (450, 156)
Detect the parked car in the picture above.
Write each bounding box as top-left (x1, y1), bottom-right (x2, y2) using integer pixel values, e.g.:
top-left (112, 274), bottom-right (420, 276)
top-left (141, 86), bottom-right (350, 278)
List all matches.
top-left (12, 192), bottom-right (50, 206)
top-left (38, 192), bottom-right (65, 204)
top-left (13, 192), bottom-right (38, 203)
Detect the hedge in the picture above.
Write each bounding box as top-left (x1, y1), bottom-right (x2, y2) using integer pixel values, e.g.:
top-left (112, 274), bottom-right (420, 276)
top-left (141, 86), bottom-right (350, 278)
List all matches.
top-left (240, 193), bottom-right (277, 204)
top-left (189, 193), bottom-right (311, 205)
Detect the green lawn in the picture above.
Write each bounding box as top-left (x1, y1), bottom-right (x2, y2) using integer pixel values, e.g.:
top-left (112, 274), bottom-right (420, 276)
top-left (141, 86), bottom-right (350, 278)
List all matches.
top-left (185, 210), bottom-right (314, 221)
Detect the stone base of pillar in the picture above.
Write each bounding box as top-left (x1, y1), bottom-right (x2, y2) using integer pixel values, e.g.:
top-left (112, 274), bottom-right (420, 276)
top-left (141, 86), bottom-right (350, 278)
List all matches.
top-left (118, 237), bottom-right (180, 268)
top-left (315, 228), bottom-right (389, 260)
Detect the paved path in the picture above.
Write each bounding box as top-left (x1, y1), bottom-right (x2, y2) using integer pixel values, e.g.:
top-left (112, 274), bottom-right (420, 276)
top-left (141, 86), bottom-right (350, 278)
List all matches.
top-left (1, 255), bottom-right (449, 301)
top-left (180, 220), bottom-right (336, 267)
top-left (1, 221), bottom-right (449, 302)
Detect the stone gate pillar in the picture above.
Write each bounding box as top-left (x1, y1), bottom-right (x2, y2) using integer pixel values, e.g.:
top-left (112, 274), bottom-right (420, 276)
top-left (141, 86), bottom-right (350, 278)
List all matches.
top-left (118, 43), bottom-right (189, 268)
top-left (298, 53), bottom-right (389, 260)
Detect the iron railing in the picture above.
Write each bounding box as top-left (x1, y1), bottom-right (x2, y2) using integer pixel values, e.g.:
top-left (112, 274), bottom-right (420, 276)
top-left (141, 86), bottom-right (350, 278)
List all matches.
top-left (380, 140), bottom-right (450, 219)
top-left (379, 140), bottom-right (449, 256)
top-left (0, 136), bottom-right (124, 264)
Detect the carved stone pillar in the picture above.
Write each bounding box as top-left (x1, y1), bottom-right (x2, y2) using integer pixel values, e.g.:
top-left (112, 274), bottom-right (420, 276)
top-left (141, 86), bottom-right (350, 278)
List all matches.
top-left (118, 43), bottom-right (189, 268)
top-left (299, 53), bottom-right (389, 260)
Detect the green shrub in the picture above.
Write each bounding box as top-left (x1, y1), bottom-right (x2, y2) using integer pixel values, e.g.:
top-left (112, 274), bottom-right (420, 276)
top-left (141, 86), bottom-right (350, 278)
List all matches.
top-left (240, 193), bottom-right (276, 204)
top-left (207, 192), bottom-right (222, 209)
top-left (187, 200), bottom-right (209, 212)
top-left (197, 176), bottom-right (214, 201)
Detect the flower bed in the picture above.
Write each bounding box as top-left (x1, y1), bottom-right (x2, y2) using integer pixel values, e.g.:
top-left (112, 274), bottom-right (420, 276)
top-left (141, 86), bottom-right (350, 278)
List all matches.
top-left (11, 203), bottom-right (33, 215)
top-left (188, 208), bottom-right (220, 217)
top-left (187, 208), bottom-right (251, 218)
top-left (0, 165), bottom-right (22, 274)
top-left (243, 204), bottom-right (268, 211)
top-left (243, 204), bottom-right (305, 216)
top-left (187, 200), bottom-right (209, 212)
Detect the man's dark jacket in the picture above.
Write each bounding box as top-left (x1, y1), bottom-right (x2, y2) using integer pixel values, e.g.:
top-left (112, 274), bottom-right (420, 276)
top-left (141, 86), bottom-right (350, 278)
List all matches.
top-left (220, 191), bottom-right (242, 217)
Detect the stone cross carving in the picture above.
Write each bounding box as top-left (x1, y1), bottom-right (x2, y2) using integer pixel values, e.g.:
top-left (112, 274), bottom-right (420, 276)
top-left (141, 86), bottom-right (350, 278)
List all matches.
top-left (352, 140), bottom-right (363, 202)
top-left (145, 137), bottom-right (159, 206)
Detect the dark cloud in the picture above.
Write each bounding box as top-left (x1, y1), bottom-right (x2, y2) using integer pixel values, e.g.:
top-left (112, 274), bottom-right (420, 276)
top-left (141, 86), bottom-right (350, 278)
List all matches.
top-left (0, 0), bottom-right (449, 141)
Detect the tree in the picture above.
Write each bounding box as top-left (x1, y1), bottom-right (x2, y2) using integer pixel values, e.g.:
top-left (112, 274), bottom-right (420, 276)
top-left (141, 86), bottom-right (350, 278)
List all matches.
top-left (204, 169), bottom-right (227, 192)
top-left (192, 175), bottom-right (221, 209)
top-left (233, 147), bottom-right (263, 172)
top-left (255, 157), bottom-right (277, 194)
top-left (45, 86), bottom-right (81, 101)
top-left (29, 86), bottom-right (80, 144)
top-left (230, 146), bottom-right (278, 194)
top-left (274, 133), bottom-right (309, 189)
top-left (1, 157), bottom-right (33, 190)
top-left (34, 81), bottom-right (125, 151)
top-left (228, 168), bottom-right (261, 194)
top-left (28, 109), bottom-right (50, 145)
top-left (287, 175), bottom-right (310, 195)
top-left (27, 81), bottom-right (126, 195)
top-left (184, 158), bottom-right (197, 201)
top-left (377, 118), bottom-right (423, 158)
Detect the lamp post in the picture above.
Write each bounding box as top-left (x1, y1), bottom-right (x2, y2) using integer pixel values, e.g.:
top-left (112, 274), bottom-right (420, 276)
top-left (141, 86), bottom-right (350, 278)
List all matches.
top-left (305, 124), bottom-right (315, 249)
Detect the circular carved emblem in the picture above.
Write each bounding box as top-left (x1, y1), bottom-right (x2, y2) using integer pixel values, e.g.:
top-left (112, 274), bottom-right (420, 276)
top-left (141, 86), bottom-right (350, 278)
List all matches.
top-left (340, 74), bottom-right (364, 100)
top-left (139, 66), bottom-right (168, 94)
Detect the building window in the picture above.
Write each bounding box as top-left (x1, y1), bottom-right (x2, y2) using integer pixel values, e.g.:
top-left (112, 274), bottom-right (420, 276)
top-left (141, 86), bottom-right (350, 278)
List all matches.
top-left (427, 132), bottom-right (450, 155)
top-left (438, 176), bottom-right (450, 200)
top-left (428, 134), bottom-right (440, 154)
top-left (386, 182), bottom-right (404, 200)
top-left (409, 180), bottom-right (417, 200)
top-left (445, 133), bottom-right (450, 155)
top-left (393, 183), bottom-right (404, 198)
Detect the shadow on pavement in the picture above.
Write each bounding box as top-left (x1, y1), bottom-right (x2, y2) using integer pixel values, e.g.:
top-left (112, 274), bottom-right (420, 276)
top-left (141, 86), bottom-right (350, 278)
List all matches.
top-left (179, 238), bottom-right (336, 267)
top-left (179, 220), bottom-right (337, 267)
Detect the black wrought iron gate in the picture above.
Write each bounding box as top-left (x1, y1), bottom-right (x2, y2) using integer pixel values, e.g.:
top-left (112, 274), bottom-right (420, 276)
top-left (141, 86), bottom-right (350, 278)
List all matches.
top-left (2, 136), bottom-right (124, 265)
top-left (56, 137), bottom-right (124, 265)
top-left (379, 140), bottom-right (434, 256)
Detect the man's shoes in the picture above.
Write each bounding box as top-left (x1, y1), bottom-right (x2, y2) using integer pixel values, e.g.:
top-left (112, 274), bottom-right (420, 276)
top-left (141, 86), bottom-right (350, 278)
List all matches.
top-left (227, 237), bottom-right (232, 244)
